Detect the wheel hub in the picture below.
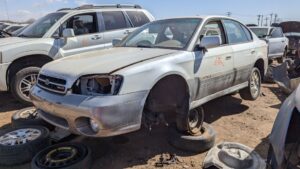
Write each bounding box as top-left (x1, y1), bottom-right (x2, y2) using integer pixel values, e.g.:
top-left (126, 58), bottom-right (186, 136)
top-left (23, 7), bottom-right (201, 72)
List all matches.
top-left (0, 128), bottom-right (41, 146)
top-left (19, 74), bottom-right (38, 100)
top-left (250, 71), bottom-right (260, 97)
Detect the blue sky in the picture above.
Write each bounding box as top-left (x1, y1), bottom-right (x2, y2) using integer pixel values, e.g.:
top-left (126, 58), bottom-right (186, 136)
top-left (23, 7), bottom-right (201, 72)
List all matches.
top-left (1, 0), bottom-right (300, 24)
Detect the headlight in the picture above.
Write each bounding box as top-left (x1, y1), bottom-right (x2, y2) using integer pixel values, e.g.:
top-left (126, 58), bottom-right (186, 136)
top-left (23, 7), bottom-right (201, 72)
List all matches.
top-left (78, 75), bottom-right (123, 96)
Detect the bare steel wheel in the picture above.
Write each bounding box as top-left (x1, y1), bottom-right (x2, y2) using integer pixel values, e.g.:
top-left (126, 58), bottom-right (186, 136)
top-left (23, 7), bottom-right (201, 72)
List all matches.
top-left (0, 126), bottom-right (50, 166)
top-left (0, 128), bottom-right (41, 146)
top-left (187, 107), bottom-right (204, 135)
top-left (32, 143), bottom-right (92, 169)
top-left (11, 67), bottom-right (40, 105)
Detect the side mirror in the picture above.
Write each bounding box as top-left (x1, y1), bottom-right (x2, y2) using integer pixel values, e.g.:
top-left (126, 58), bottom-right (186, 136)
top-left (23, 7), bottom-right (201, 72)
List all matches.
top-left (112, 39), bottom-right (122, 47)
top-left (62, 28), bottom-right (75, 38)
top-left (200, 36), bottom-right (221, 49)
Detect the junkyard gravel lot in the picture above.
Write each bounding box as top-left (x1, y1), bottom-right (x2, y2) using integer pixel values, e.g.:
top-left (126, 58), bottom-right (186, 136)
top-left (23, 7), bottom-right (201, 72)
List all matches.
top-left (0, 83), bottom-right (286, 169)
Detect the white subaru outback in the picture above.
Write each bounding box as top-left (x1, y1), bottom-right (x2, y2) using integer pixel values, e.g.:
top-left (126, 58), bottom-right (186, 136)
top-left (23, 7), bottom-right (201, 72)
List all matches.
top-left (0, 4), bottom-right (154, 104)
top-left (31, 16), bottom-right (268, 137)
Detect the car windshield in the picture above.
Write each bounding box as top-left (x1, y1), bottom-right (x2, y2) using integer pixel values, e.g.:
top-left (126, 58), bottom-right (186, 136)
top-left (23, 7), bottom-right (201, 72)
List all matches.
top-left (250, 28), bottom-right (269, 38)
top-left (122, 18), bottom-right (202, 50)
top-left (19, 12), bottom-right (66, 38)
top-left (6, 26), bottom-right (23, 33)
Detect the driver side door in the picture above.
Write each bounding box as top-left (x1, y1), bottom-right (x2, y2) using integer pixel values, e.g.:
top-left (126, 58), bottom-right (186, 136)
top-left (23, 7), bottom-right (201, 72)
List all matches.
top-left (195, 20), bottom-right (234, 99)
top-left (55, 12), bottom-right (106, 58)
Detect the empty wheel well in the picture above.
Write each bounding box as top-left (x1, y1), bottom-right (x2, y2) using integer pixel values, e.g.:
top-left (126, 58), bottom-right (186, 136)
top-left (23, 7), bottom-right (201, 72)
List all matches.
top-left (143, 75), bottom-right (190, 123)
top-left (6, 55), bottom-right (53, 89)
top-left (254, 59), bottom-right (265, 80)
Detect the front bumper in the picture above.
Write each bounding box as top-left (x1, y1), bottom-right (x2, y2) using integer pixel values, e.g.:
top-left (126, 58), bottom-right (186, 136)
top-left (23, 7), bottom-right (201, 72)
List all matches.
top-left (0, 63), bottom-right (9, 91)
top-left (30, 85), bottom-right (148, 137)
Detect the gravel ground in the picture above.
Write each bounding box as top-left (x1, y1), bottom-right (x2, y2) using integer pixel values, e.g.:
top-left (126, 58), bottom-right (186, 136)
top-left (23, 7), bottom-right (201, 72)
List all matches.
top-left (0, 83), bottom-right (287, 169)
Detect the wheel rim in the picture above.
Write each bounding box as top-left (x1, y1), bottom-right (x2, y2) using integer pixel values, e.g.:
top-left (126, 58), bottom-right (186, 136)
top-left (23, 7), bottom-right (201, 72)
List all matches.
top-left (0, 128), bottom-right (41, 146)
top-left (187, 108), bottom-right (204, 135)
top-left (250, 70), bottom-right (260, 97)
top-left (18, 73), bottom-right (38, 100)
top-left (38, 146), bottom-right (82, 167)
top-left (19, 108), bottom-right (37, 119)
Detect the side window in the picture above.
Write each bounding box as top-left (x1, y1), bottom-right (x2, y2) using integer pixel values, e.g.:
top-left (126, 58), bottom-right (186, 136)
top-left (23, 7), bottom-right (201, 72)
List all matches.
top-left (200, 21), bottom-right (226, 45)
top-left (271, 28), bottom-right (283, 38)
top-left (61, 13), bottom-right (98, 36)
top-left (102, 11), bottom-right (128, 31)
top-left (241, 25), bottom-right (253, 41)
top-left (223, 20), bottom-right (250, 44)
top-left (126, 11), bottom-right (150, 27)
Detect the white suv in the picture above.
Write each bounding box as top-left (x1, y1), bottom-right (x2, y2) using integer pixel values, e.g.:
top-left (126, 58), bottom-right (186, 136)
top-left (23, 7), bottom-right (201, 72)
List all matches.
top-left (31, 16), bottom-right (268, 137)
top-left (0, 4), bottom-right (154, 104)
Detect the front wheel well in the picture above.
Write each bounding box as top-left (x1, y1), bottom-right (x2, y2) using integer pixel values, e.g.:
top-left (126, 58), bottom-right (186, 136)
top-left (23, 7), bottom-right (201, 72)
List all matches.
top-left (254, 59), bottom-right (265, 80)
top-left (143, 75), bottom-right (190, 125)
top-left (6, 55), bottom-right (53, 89)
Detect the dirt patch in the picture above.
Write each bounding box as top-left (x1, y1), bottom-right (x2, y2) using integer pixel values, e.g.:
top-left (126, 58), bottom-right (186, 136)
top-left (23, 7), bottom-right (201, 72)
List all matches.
top-left (0, 83), bottom-right (285, 169)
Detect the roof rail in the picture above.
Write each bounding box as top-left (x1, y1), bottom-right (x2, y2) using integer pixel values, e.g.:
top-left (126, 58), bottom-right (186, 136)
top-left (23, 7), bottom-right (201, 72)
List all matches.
top-left (76, 4), bottom-right (142, 10)
top-left (57, 8), bottom-right (72, 11)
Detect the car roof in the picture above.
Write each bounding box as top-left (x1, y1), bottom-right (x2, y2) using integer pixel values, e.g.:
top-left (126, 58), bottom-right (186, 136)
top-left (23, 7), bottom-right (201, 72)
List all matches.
top-left (57, 4), bottom-right (144, 12)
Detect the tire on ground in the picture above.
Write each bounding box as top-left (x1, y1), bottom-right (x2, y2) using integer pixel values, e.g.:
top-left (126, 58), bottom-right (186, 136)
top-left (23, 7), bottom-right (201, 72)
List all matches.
top-left (31, 142), bottom-right (92, 169)
top-left (0, 126), bottom-right (50, 166)
top-left (240, 67), bottom-right (261, 101)
top-left (168, 123), bottom-right (216, 153)
top-left (11, 107), bottom-right (55, 130)
top-left (10, 66), bottom-right (40, 105)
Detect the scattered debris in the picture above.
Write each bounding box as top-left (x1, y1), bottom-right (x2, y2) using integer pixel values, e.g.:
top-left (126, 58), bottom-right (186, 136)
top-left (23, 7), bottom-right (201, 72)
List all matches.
top-left (154, 153), bottom-right (182, 167)
top-left (203, 142), bottom-right (266, 169)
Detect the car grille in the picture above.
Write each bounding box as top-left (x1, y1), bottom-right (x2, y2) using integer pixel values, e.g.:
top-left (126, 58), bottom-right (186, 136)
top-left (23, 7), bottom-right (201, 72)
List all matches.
top-left (37, 74), bottom-right (67, 94)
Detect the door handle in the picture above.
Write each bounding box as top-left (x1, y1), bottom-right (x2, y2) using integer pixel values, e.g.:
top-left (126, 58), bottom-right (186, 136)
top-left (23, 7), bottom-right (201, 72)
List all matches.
top-left (91, 35), bottom-right (102, 40)
top-left (251, 50), bottom-right (256, 54)
top-left (124, 30), bottom-right (131, 35)
top-left (225, 56), bottom-right (232, 60)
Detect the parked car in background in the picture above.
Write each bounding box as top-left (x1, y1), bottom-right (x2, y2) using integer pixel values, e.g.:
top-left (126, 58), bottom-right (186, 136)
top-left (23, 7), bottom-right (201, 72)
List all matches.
top-left (0, 4), bottom-right (155, 104)
top-left (31, 16), bottom-right (268, 138)
top-left (0, 22), bottom-right (11, 30)
top-left (3, 24), bottom-right (27, 34)
top-left (267, 84), bottom-right (300, 169)
top-left (250, 26), bottom-right (289, 63)
top-left (280, 21), bottom-right (300, 57)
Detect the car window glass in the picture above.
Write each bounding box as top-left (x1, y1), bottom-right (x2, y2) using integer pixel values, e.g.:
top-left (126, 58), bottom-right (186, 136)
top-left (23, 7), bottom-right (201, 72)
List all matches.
top-left (223, 20), bottom-right (250, 44)
top-left (102, 11), bottom-right (128, 31)
top-left (126, 11), bottom-right (150, 27)
top-left (241, 25), bottom-right (252, 41)
top-left (271, 28), bottom-right (283, 38)
top-left (200, 21), bottom-right (226, 45)
top-left (61, 13), bottom-right (97, 36)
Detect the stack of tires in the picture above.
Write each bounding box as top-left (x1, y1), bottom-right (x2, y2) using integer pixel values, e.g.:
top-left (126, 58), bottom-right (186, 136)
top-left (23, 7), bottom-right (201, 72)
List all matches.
top-left (0, 107), bottom-right (92, 169)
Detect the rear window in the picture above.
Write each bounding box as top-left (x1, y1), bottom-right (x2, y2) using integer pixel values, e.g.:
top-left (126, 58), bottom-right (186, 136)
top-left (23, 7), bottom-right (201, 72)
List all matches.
top-left (126, 11), bottom-right (150, 27)
top-left (102, 11), bottom-right (128, 31)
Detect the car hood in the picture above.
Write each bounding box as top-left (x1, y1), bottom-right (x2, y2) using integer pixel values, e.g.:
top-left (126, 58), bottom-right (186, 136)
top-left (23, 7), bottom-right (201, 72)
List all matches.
top-left (41, 47), bottom-right (177, 79)
top-left (279, 21), bottom-right (300, 34)
top-left (0, 37), bottom-right (35, 47)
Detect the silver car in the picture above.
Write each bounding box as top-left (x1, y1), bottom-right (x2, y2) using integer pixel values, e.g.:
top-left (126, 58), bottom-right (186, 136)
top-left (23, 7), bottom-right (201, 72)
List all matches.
top-left (250, 26), bottom-right (289, 63)
top-left (31, 16), bottom-right (268, 138)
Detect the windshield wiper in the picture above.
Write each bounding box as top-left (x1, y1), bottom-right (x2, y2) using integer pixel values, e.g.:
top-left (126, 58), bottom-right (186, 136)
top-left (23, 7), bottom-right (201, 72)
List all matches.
top-left (0, 30), bottom-right (11, 37)
top-left (18, 34), bottom-right (29, 38)
top-left (136, 44), bottom-right (153, 48)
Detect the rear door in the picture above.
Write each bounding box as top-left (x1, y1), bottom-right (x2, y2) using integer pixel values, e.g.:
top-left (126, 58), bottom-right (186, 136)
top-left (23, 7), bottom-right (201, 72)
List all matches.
top-left (269, 28), bottom-right (285, 57)
top-left (222, 19), bottom-right (255, 86)
top-left (58, 12), bottom-right (105, 57)
top-left (196, 20), bottom-right (234, 99)
top-left (100, 11), bottom-right (134, 47)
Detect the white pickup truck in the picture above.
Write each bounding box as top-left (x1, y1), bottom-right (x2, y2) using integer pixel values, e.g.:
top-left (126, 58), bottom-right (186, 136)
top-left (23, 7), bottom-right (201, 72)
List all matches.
top-left (0, 4), bottom-right (154, 104)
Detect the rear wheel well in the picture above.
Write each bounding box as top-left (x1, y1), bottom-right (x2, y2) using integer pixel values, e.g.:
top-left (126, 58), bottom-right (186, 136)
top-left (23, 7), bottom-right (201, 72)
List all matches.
top-left (254, 59), bottom-right (265, 80)
top-left (143, 75), bottom-right (190, 125)
top-left (7, 55), bottom-right (52, 90)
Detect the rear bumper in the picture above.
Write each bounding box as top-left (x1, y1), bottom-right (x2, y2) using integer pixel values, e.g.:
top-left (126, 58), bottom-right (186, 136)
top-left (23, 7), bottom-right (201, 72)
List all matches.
top-left (30, 85), bottom-right (148, 137)
top-left (0, 63), bottom-right (9, 91)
